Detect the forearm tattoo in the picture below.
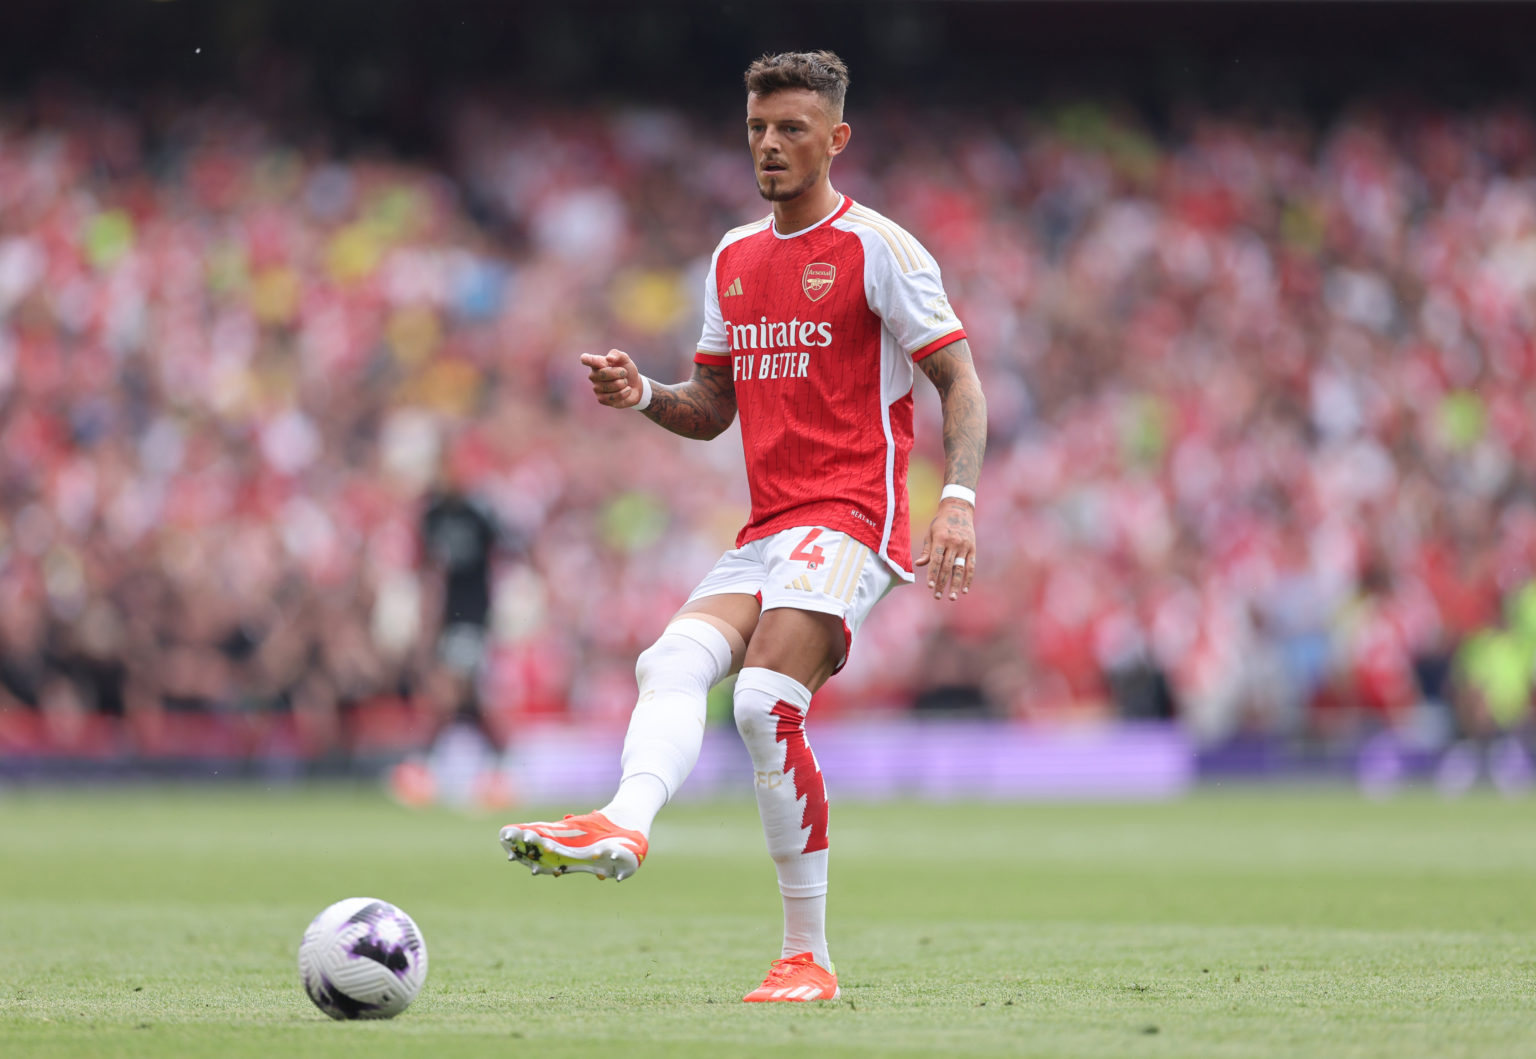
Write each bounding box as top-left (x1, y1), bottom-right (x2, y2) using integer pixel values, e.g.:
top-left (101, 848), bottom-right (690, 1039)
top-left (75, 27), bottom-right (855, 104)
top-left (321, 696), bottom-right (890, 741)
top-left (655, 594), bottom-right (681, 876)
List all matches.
top-left (643, 362), bottom-right (737, 440)
top-left (918, 339), bottom-right (987, 489)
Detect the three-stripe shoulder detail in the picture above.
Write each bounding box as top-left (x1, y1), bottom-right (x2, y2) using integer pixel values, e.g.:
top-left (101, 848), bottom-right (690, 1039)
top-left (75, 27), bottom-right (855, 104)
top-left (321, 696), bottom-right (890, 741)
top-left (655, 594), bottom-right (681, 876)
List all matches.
top-left (723, 216), bottom-right (774, 241)
top-left (841, 205), bottom-right (931, 274)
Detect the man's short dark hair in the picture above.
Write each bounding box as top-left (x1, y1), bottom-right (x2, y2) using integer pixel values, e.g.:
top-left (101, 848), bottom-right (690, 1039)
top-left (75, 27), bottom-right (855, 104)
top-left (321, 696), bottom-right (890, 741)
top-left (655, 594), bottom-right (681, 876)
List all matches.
top-left (743, 50), bottom-right (850, 121)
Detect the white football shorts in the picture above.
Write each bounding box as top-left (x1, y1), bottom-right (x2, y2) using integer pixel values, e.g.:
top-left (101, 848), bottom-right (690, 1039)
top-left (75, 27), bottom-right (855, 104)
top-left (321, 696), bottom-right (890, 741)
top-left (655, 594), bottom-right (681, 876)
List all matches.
top-left (685, 526), bottom-right (900, 663)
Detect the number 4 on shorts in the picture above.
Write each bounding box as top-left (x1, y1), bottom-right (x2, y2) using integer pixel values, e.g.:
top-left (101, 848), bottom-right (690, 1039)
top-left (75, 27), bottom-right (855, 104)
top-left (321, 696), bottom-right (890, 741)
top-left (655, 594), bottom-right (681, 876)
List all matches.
top-left (791, 529), bottom-right (826, 568)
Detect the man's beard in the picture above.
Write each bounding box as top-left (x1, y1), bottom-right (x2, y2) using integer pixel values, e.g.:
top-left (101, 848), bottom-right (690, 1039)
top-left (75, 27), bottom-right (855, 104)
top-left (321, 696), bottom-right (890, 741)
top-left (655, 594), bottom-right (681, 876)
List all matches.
top-left (758, 169), bottom-right (817, 203)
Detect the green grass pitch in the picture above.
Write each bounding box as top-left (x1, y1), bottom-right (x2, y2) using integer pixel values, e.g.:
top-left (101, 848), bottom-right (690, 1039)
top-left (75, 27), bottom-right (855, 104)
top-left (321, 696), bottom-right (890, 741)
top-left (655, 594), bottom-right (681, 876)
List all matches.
top-left (1, 785), bottom-right (1533, 1058)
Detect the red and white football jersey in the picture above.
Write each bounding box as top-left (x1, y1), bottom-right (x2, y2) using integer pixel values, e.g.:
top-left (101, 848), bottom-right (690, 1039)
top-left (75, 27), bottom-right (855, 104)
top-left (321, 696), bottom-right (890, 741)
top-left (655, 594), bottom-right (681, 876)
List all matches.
top-left (695, 196), bottom-right (965, 579)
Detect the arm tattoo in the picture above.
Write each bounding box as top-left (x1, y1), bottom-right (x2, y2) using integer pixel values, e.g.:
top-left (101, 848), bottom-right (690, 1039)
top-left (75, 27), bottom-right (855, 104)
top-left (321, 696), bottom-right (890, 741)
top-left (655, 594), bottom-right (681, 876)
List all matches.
top-left (918, 338), bottom-right (987, 490)
top-left (642, 361), bottom-right (737, 440)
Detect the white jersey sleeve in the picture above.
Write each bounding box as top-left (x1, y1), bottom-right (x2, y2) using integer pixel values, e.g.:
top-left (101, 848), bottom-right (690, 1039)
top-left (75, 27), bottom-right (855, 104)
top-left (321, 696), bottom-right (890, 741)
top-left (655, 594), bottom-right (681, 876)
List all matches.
top-left (839, 204), bottom-right (965, 359)
top-left (697, 239), bottom-right (729, 355)
top-left (697, 217), bottom-right (773, 355)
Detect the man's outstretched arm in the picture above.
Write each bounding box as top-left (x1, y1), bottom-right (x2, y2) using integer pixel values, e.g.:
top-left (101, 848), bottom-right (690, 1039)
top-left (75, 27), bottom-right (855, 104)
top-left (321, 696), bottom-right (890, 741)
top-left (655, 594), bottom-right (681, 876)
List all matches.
top-left (580, 349), bottom-right (737, 440)
top-left (913, 338), bottom-right (987, 600)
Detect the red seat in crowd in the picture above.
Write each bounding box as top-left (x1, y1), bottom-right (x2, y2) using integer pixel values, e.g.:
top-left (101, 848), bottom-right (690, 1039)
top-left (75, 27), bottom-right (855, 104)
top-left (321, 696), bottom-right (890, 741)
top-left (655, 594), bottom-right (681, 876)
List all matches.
top-left (346, 697), bottom-right (433, 757)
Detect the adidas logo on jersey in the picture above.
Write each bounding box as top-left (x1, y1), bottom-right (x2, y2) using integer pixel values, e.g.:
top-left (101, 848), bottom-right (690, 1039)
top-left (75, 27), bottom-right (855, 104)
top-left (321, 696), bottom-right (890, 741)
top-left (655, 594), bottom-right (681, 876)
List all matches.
top-left (784, 575), bottom-right (815, 591)
top-left (723, 277), bottom-right (744, 297)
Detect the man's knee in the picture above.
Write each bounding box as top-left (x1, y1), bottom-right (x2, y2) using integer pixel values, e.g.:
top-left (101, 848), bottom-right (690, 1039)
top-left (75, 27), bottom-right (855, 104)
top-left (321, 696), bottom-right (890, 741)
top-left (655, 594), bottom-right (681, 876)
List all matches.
top-left (731, 678), bottom-right (798, 738)
top-left (636, 618), bottom-right (735, 693)
top-left (732, 688), bottom-right (763, 740)
top-left (733, 667), bottom-right (810, 750)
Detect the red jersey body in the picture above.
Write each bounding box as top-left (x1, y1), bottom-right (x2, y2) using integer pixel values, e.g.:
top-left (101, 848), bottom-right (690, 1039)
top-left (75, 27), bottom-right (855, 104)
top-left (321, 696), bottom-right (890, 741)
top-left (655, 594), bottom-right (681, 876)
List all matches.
top-left (695, 197), bottom-right (965, 579)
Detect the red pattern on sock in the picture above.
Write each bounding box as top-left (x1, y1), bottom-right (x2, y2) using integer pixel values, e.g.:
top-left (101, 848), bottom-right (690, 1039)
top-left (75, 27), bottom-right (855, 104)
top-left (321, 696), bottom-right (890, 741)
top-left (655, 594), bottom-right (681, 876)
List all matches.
top-left (770, 700), bottom-right (829, 853)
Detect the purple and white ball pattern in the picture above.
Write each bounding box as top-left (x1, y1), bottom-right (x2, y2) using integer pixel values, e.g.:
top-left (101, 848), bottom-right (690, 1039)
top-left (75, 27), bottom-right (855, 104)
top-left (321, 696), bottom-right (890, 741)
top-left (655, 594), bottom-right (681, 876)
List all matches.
top-left (298, 897), bottom-right (428, 1020)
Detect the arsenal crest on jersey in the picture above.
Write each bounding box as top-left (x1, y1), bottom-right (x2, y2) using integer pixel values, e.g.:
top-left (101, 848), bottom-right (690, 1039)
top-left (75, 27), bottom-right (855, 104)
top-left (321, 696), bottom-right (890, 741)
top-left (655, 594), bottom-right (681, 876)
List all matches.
top-left (802, 262), bottom-right (836, 302)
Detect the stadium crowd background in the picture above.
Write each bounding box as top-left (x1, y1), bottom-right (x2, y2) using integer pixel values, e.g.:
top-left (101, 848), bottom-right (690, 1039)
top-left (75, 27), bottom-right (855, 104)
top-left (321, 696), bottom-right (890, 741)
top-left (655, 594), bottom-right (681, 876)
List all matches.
top-left (1, 1), bottom-right (1534, 772)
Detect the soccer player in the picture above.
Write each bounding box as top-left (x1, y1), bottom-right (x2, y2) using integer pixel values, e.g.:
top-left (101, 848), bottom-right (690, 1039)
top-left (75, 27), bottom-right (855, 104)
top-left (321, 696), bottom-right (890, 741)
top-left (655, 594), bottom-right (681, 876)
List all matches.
top-left (499, 50), bottom-right (986, 1003)
top-left (389, 451), bottom-right (519, 809)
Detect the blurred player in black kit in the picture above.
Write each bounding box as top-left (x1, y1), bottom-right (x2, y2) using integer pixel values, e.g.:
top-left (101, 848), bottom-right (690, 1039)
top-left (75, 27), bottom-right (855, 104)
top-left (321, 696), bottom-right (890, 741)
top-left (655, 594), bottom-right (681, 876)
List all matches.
top-left (390, 447), bottom-right (520, 808)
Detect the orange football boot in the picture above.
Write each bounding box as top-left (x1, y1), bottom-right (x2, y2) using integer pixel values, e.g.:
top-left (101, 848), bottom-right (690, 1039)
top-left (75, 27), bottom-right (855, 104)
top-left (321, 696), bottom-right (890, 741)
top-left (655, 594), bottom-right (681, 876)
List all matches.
top-left (498, 812), bottom-right (648, 881)
top-left (742, 952), bottom-right (840, 1002)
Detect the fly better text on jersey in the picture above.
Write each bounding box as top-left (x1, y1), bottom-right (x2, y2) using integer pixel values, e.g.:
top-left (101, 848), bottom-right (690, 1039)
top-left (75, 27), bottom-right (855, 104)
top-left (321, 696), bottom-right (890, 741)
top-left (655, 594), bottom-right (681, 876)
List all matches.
top-left (734, 350), bottom-right (812, 382)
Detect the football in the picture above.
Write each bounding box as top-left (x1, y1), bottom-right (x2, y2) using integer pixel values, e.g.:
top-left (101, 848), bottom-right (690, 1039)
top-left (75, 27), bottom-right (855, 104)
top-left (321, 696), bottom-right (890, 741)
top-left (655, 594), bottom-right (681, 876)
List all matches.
top-left (297, 897), bottom-right (429, 1020)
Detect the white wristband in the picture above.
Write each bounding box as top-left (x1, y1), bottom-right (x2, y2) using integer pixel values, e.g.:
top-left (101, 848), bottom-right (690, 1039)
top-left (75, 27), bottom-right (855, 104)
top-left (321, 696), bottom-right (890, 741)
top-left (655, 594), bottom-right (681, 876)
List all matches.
top-left (940, 484), bottom-right (976, 507)
top-left (634, 375), bottom-right (653, 411)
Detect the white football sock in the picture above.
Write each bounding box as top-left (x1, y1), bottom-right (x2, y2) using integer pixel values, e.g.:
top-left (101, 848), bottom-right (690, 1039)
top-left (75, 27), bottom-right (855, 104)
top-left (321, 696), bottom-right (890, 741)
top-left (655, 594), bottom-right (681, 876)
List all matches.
top-left (599, 618), bottom-right (733, 835)
top-left (733, 666), bottom-right (831, 970)
top-left (782, 894), bottom-right (830, 970)
top-left (597, 773), bottom-right (669, 834)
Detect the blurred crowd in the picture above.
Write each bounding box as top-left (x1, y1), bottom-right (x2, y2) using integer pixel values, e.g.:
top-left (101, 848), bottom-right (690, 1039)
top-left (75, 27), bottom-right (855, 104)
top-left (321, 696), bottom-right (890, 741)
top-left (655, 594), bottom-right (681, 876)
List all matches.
top-left (2, 87), bottom-right (1535, 766)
